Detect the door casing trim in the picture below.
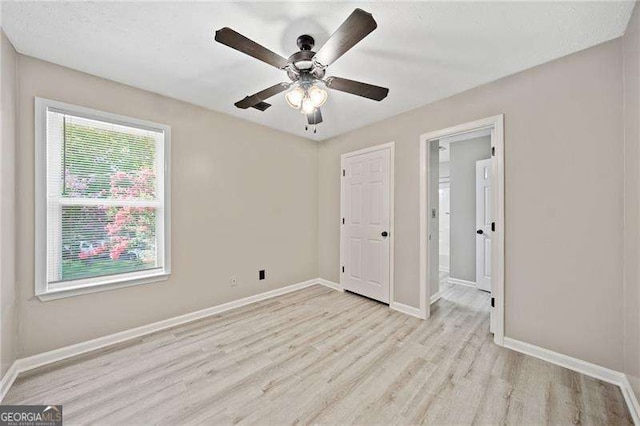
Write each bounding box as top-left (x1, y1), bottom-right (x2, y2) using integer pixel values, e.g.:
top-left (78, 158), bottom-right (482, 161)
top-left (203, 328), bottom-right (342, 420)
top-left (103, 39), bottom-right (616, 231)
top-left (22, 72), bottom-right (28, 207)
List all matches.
top-left (340, 142), bottom-right (395, 306)
top-left (420, 115), bottom-right (505, 344)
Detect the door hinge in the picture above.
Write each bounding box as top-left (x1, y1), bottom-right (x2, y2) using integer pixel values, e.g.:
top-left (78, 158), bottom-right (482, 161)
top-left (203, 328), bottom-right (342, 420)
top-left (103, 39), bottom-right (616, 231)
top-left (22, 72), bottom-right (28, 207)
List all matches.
top-left (342, 218), bottom-right (345, 225)
top-left (491, 146), bottom-right (495, 156)
top-left (342, 169), bottom-right (345, 177)
top-left (342, 266), bottom-right (345, 273)
top-left (491, 222), bottom-right (495, 232)
top-left (491, 297), bottom-right (495, 308)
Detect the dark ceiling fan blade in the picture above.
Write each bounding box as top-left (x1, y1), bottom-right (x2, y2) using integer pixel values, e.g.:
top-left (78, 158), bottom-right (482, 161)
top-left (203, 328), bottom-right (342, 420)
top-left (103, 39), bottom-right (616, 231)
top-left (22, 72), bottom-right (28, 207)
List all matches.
top-left (325, 77), bottom-right (389, 101)
top-left (313, 9), bottom-right (377, 67)
top-left (215, 27), bottom-right (289, 69)
top-left (234, 82), bottom-right (291, 110)
top-left (307, 109), bottom-right (323, 125)
top-left (252, 102), bottom-right (271, 111)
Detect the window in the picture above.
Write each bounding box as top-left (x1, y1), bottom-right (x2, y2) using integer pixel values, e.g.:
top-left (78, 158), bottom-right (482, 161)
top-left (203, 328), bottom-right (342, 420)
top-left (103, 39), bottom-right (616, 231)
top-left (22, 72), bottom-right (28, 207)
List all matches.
top-left (35, 98), bottom-right (170, 300)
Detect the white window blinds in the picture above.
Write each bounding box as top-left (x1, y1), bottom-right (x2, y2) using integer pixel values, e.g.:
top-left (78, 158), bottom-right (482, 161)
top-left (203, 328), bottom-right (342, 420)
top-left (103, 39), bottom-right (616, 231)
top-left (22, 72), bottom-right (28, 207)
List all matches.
top-left (37, 99), bottom-right (170, 298)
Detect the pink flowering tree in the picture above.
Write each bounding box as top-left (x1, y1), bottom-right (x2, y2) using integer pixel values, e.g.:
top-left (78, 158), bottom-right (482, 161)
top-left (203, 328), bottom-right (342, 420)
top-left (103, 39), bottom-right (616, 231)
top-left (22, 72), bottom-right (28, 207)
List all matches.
top-left (105, 168), bottom-right (156, 261)
top-left (61, 168), bottom-right (156, 264)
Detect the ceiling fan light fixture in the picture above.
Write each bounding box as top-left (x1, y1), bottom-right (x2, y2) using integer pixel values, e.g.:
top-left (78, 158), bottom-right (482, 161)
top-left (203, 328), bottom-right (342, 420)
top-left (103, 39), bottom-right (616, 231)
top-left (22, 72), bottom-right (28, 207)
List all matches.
top-left (216, 8), bottom-right (388, 129)
top-left (285, 86), bottom-right (305, 109)
top-left (308, 85), bottom-right (328, 108)
top-left (301, 96), bottom-right (316, 115)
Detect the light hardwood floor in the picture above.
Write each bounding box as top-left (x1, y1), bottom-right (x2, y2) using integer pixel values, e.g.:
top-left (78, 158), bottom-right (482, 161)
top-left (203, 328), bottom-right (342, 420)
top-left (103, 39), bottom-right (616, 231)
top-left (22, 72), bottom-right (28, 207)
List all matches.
top-left (4, 283), bottom-right (633, 425)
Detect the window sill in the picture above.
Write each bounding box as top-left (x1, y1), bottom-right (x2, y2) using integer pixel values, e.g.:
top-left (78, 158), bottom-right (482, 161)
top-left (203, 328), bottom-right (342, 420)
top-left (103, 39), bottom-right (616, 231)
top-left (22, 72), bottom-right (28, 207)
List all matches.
top-left (36, 272), bottom-right (170, 301)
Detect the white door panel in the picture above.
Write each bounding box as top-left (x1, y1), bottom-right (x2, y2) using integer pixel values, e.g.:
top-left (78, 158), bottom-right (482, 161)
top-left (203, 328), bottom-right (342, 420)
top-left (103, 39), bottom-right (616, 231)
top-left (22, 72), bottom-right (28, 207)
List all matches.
top-left (475, 159), bottom-right (492, 293)
top-left (342, 146), bottom-right (391, 303)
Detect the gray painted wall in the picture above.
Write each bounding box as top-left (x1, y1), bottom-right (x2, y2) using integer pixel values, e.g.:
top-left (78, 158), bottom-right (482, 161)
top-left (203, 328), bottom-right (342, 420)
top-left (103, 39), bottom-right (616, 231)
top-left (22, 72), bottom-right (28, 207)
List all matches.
top-left (14, 55), bottom-right (319, 357)
top-left (449, 137), bottom-right (491, 282)
top-left (1, 31), bottom-right (18, 376)
top-left (623, 2), bottom-right (640, 401)
top-left (318, 39), bottom-right (624, 371)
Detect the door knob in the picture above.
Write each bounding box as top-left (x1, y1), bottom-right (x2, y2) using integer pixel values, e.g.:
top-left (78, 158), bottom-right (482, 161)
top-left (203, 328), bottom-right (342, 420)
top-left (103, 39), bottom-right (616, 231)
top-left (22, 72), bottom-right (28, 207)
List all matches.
top-left (476, 229), bottom-right (484, 235)
top-left (381, 231), bottom-right (389, 237)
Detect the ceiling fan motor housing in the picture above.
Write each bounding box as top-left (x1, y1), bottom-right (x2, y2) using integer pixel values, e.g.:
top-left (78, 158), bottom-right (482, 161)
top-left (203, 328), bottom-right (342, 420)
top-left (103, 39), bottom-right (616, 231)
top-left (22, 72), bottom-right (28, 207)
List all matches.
top-left (287, 35), bottom-right (327, 79)
top-left (289, 34), bottom-right (328, 80)
top-left (296, 34), bottom-right (315, 51)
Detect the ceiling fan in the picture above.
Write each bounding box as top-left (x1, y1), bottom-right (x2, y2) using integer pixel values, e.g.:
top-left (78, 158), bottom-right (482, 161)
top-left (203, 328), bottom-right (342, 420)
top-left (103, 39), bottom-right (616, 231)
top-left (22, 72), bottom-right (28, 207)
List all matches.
top-left (214, 8), bottom-right (389, 133)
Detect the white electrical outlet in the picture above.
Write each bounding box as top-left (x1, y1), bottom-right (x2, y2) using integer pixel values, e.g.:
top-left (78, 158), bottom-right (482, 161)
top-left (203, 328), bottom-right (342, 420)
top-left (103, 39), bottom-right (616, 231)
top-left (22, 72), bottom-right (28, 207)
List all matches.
top-left (230, 276), bottom-right (237, 287)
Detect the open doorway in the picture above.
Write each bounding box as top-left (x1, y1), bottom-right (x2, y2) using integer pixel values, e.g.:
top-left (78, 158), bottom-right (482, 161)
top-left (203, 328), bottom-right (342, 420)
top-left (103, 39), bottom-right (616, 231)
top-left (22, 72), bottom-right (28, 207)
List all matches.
top-left (437, 129), bottom-right (492, 288)
top-left (420, 115), bottom-right (505, 344)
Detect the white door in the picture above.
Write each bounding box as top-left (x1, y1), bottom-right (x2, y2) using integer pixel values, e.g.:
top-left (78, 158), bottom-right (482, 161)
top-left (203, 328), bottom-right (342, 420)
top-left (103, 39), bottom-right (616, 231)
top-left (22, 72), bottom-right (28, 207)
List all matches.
top-left (475, 159), bottom-right (492, 293)
top-left (341, 145), bottom-right (392, 303)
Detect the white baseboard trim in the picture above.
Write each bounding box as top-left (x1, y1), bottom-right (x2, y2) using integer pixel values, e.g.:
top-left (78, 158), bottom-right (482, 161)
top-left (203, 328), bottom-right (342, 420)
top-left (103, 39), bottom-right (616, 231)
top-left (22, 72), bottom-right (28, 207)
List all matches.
top-left (0, 362), bottom-right (19, 403)
top-left (430, 290), bottom-right (442, 305)
top-left (504, 337), bottom-right (640, 425)
top-left (503, 337), bottom-right (622, 385)
top-left (317, 278), bottom-right (343, 292)
top-left (447, 277), bottom-right (476, 287)
top-left (390, 302), bottom-right (425, 319)
top-left (621, 375), bottom-right (640, 426)
top-left (0, 277), bottom-right (338, 402)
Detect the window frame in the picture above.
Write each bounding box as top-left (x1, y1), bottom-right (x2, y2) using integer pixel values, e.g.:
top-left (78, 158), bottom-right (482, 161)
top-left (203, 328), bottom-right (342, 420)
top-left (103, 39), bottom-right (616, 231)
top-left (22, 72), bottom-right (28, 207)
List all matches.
top-left (35, 97), bottom-right (171, 301)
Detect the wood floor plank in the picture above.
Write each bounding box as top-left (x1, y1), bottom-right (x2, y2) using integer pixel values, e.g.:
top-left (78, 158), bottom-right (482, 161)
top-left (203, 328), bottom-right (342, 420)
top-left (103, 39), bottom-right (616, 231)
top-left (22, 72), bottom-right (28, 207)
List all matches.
top-left (4, 283), bottom-right (633, 425)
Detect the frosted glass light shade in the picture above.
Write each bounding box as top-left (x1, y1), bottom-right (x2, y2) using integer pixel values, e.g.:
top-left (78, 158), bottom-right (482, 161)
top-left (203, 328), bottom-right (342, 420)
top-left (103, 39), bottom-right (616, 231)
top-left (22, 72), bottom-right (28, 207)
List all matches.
top-left (285, 87), bottom-right (305, 109)
top-left (308, 85), bottom-right (328, 108)
top-left (301, 97), bottom-right (316, 114)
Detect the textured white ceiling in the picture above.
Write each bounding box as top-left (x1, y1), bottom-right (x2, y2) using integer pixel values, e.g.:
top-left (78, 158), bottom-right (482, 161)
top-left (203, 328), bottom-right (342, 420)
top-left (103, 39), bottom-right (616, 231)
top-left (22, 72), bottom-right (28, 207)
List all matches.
top-left (1, 1), bottom-right (635, 141)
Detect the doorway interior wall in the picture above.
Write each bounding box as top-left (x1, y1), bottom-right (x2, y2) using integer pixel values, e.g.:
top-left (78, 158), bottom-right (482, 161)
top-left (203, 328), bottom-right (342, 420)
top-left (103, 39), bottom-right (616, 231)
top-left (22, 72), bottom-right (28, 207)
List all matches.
top-left (420, 115), bottom-right (505, 345)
